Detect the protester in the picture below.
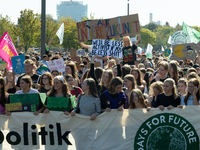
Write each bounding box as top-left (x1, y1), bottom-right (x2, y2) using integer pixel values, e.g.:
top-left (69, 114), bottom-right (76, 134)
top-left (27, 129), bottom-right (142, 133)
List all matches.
top-left (177, 78), bottom-right (187, 98)
top-left (132, 68), bottom-right (146, 92)
top-left (65, 74), bottom-right (83, 98)
top-left (129, 89), bottom-right (147, 109)
top-left (0, 77), bottom-right (9, 114)
top-left (16, 59), bottom-right (40, 89)
top-left (5, 70), bottom-right (16, 94)
top-left (168, 60), bottom-right (179, 84)
top-left (155, 78), bottom-right (180, 110)
top-left (100, 77), bottom-right (126, 112)
top-left (51, 70), bottom-right (60, 78)
top-left (43, 76), bottom-right (73, 115)
top-left (71, 78), bottom-right (101, 120)
top-left (144, 72), bottom-right (154, 94)
top-left (179, 78), bottom-right (200, 106)
top-left (147, 81), bottom-right (164, 108)
top-left (38, 72), bottom-right (53, 93)
top-left (123, 74), bottom-right (136, 109)
top-left (122, 34), bottom-right (141, 65)
top-left (41, 54), bottom-right (49, 67)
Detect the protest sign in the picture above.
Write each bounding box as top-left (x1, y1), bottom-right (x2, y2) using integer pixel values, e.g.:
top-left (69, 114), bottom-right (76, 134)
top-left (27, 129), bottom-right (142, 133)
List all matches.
top-left (164, 48), bottom-right (171, 57)
top-left (5, 102), bottom-right (22, 112)
top-left (0, 107), bottom-right (200, 149)
top-left (37, 66), bottom-right (50, 75)
top-left (172, 43), bottom-right (196, 60)
top-left (77, 14), bottom-right (140, 42)
top-left (0, 31), bottom-right (18, 70)
top-left (47, 59), bottom-right (65, 73)
top-left (171, 30), bottom-right (191, 45)
top-left (70, 48), bottom-right (77, 57)
top-left (92, 39), bottom-right (123, 58)
top-left (11, 55), bottom-right (25, 74)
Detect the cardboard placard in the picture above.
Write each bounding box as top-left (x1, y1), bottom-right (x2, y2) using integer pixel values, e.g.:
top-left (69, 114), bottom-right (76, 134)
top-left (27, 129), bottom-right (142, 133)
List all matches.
top-left (77, 14), bottom-right (140, 42)
top-left (11, 55), bottom-right (25, 74)
top-left (92, 39), bottom-right (123, 58)
top-left (47, 58), bottom-right (65, 73)
top-left (70, 48), bottom-right (77, 57)
top-left (172, 43), bottom-right (196, 60)
top-left (37, 66), bottom-right (50, 75)
top-left (5, 102), bottom-right (22, 112)
top-left (94, 62), bottom-right (101, 67)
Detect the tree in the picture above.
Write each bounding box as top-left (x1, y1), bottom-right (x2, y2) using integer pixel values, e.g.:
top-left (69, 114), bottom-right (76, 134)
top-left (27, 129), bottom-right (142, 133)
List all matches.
top-left (165, 22), bottom-right (170, 26)
top-left (18, 9), bottom-right (40, 53)
top-left (143, 23), bottom-right (161, 32)
top-left (174, 23), bottom-right (182, 32)
top-left (140, 28), bottom-right (156, 48)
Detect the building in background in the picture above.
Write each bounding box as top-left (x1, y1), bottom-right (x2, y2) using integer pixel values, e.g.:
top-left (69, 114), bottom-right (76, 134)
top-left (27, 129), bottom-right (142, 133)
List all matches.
top-left (57, 0), bottom-right (88, 22)
top-left (149, 13), bottom-right (162, 25)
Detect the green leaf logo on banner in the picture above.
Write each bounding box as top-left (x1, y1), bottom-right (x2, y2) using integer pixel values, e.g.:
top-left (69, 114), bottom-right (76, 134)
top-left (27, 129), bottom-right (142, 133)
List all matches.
top-left (134, 113), bottom-right (199, 150)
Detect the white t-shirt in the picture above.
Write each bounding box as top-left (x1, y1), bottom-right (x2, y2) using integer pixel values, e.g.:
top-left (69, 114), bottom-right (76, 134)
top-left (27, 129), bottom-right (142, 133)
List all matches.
top-left (15, 89), bottom-right (39, 94)
top-left (180, 95), bottom-right (200, 106)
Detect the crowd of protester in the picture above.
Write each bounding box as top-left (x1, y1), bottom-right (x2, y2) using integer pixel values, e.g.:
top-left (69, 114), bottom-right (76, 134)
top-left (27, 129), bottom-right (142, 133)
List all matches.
top-left (0, 34), bottom-right (200, 120)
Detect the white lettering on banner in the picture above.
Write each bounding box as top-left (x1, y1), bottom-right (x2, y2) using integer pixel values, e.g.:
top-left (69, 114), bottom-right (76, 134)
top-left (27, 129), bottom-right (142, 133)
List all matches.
top-left (92, 39), bottom-right (123, 58)
top-left (0, 107), bottom-right (199, 149)
top-left (47, 59), bottom-right (65, 73)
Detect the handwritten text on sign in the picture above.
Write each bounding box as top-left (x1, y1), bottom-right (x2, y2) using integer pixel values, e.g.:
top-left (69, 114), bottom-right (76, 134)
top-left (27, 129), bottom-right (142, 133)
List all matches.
top-left (47, 59), bottom-right (65, 73)
top-left (92, 40), bottom-right (123, 58)
top-left (77, 14), bottom-right (140, 42)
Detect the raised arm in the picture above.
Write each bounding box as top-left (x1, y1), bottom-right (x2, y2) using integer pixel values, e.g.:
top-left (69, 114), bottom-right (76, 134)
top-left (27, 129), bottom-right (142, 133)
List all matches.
top-left (112, 56), bottom-right (121, 77)
top-left (80, 42), bottom-right (89, 49)
top-left (134, 34), bottom-right (141, 46)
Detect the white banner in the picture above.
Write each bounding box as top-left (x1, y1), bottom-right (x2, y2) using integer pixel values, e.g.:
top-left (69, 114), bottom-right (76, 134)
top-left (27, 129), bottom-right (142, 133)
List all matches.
top-left (47, 58), bottom-right (65, 73)
top-left (92, 39), bottom-right (123, 58)
top-left (56, 23), bottom-right (64, 45)
top-left (0, 107), bottom-right (200, 149)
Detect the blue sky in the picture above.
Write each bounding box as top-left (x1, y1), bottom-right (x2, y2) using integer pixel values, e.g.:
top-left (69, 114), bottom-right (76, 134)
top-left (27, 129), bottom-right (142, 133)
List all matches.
top-left (1, 0), bottom-right (200, 27)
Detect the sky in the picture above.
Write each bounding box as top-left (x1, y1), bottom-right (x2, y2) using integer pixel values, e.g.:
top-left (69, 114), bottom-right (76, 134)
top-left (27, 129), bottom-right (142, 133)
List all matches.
top-left (1, 0), bottom-right (200, 27)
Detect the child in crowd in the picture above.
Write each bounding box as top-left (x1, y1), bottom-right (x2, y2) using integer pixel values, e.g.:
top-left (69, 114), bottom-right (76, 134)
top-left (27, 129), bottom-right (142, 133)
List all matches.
top-left (71, 78), bottom-right (101, 120)
top-left (38, 72), bottom-right (53, 93)
top-left (177, 78), bottom-right (187, 98)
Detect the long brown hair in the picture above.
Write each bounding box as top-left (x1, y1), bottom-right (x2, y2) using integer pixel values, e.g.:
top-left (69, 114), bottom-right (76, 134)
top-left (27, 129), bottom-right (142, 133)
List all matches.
top-left (39, 72), bottom-right (53, 88)
top-left (124, 74), bottom-right (136, 90)
top-left (0, 77), bottom-right (7, 107)
top-left (184, 78), bottom-right (200, 105)
top-left (21, 75), bottom-right (32, 87)
top-left (132, 68), bottom-right (142, 85)
top-left (66, 63), bottom-right (80, 85)
top-left (47, 76), bottom-right (70, 97)
top-left (129, 89), bottom-right (145, 109)
top-left (107, 77), bottom-right (123, 94)
top-left (149, 81), bottom-right (164, 96)
top-left (169, 61), bottom-right (179, 84)
top-left (99, 69), bottom-right (113, 88)
top-left (84, 78), bottom-right (98, 98)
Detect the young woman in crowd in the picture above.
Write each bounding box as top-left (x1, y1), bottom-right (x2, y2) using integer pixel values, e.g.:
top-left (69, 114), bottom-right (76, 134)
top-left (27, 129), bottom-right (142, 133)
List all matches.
top-left (91, 55), bottom-right (121, 95)
top-left (70, 78), bottom-right (101, 120)
top-left (147, 81), bottom-right (164, 108)
top-left (179, 78), bottom-right (200, 106)
top-left (5, 70), bottom-right (16, 94)
top-left (38, 72), bottom-right (53, 93)
top-left (129, 89), bottom-right (147, 109)
top-left (65, 74), bottom-right (83, 99)
top-left (15, 76), bottom-right (45, 115)
top-left (105, 59), bottom-right (116, 70)
top-left (168, 60), bottom-right (179, 84)
top-left (151, 61), bottom-right (169, 84)
top-left (121, 65), bottom-right (131, 79)
top-left (15, 75), bottom-right (39, 94)
top-left (144, 72), bottom-right (154, 94)
top-left (65, 63), bottom-right (80, 87)
top-left (43, 76), bottom-right (73, 115)
top-left (100, 77), bottom-right (126, 112)
top-left (131, 68), bottom-right (146, 92)
top-left (123, 74), bottom-right (136, 109)
top-left (155, 78), bottom-right (180, 110)
top-left (51, 70), bottom-right (60, 78)
top-left (0, 77), bottom-right (9, 114)
top-left (177, 78), bottom-right (187, 98)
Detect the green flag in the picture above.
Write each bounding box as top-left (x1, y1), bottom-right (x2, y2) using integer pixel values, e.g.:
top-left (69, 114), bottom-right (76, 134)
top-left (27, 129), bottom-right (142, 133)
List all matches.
top-left (182, 22), bottom-right (200, 44)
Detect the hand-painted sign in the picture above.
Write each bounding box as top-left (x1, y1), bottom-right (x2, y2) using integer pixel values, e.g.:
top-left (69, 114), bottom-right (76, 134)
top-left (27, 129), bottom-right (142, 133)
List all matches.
top-left (77, 14), bottom-right (140, 42)
top-left (47, 59), bottom-right (65, 73)
top-left (11, 55), bottom-right (25, 74)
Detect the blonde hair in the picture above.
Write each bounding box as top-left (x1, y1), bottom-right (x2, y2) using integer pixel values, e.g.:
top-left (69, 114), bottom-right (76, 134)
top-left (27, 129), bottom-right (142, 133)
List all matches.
top-left (178, 78), bottom-right (187, 86)
top-left (123, 36), bottom-right (132, 47)
top-left (24, 59), bottom-right (34, 65)
top-left (149, 81), bottom-right (164, 96)
top-left (106, 59), bottom-right (116, 70)
top-left (99, 69), bottom-right (113, 88)
top-left (164, 78), bottom-right (178, 99)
